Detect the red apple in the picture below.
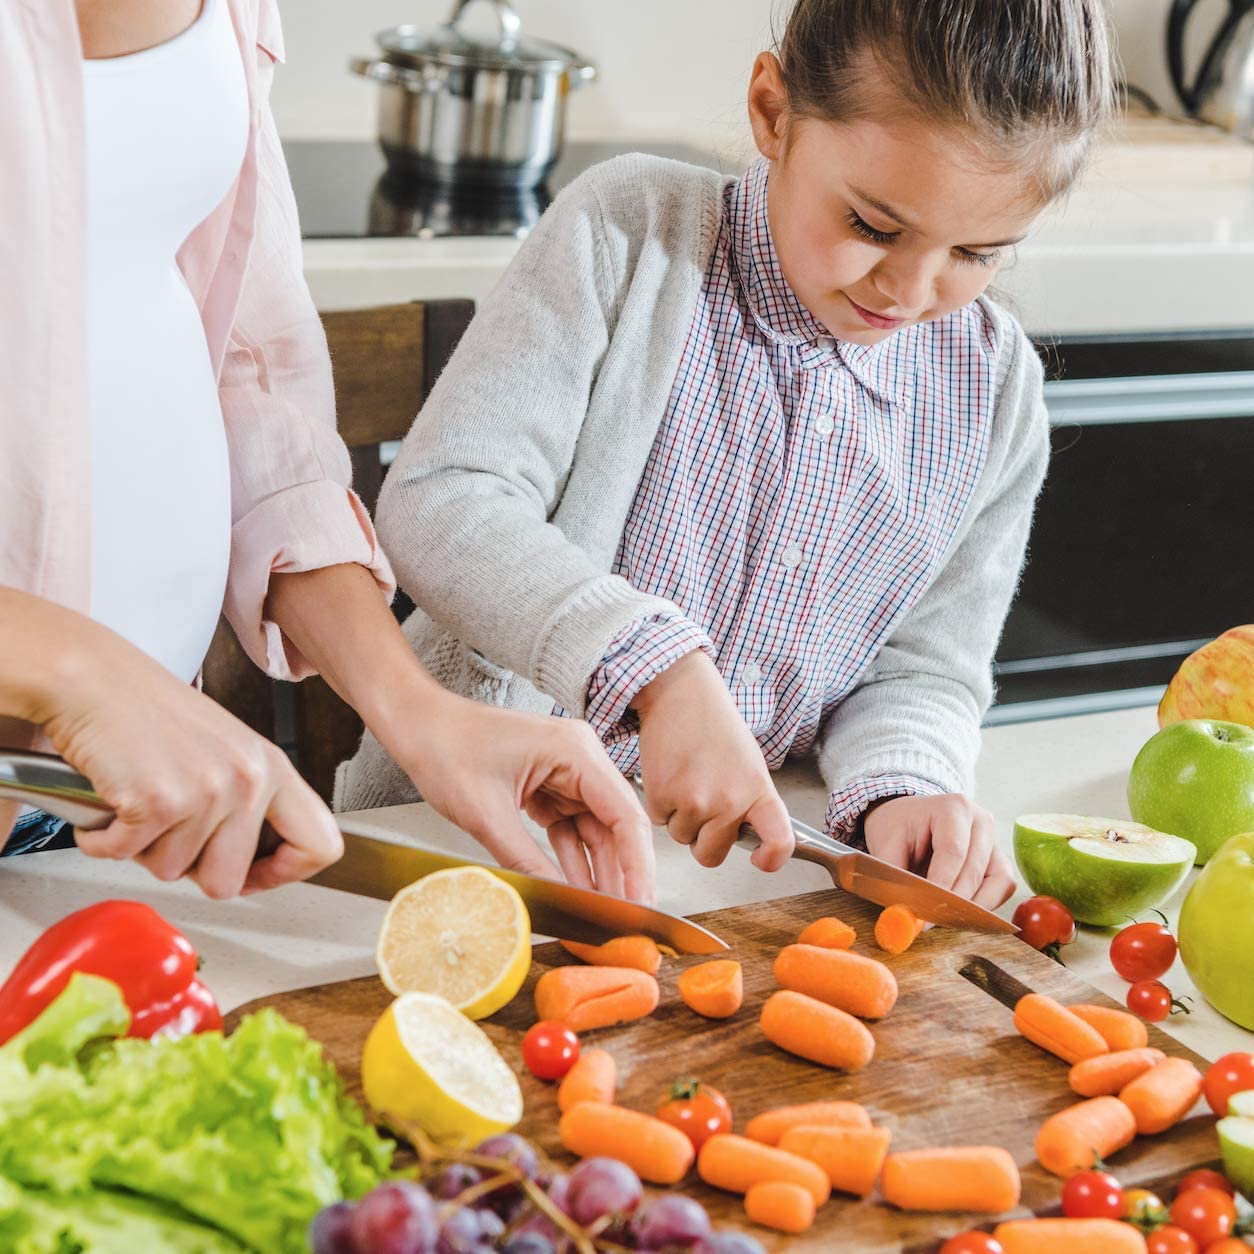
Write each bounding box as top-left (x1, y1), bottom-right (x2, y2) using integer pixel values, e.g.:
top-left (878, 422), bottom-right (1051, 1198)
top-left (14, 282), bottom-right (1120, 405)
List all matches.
top-left (1159, 625), bottom-right (1254, 730)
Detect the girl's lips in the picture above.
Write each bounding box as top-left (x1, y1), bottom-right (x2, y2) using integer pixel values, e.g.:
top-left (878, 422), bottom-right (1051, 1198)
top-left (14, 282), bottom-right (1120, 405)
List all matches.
top-left (846, 296), bottom-right (904, 331)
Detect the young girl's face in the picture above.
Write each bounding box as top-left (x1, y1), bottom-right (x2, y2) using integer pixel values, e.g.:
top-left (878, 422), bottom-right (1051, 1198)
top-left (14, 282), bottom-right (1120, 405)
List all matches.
top-left (748, 55), bottom-right (1047, 346)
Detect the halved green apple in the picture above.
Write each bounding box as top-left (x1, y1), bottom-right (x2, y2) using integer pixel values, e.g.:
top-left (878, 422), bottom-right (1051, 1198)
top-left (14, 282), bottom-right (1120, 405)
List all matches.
top-left (1013, 814), bottom-right (1197, 926)
top-left (1218, 1090), bottom-right (1254, 1198)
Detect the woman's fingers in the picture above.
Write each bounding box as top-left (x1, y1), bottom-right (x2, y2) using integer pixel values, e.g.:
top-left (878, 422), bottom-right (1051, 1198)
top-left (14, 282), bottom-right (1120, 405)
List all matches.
top-left (548, 817), bottom-right (596, 891)
top-left (238, 771), bottom-right (342, 896)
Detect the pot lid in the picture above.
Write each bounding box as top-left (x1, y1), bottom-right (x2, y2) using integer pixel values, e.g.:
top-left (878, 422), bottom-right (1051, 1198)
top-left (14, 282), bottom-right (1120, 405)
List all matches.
top-left (378, 0), bottom-right (588, 72)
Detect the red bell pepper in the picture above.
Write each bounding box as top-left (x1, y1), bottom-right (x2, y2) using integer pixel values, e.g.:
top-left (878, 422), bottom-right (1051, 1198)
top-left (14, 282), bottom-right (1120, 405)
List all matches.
top-left (0, 899), bottom-right (223, 1044)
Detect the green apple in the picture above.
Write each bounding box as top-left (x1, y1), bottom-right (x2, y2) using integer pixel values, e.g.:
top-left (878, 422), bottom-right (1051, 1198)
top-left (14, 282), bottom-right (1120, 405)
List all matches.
top-left (1014, 814), bottom-right (1196, 926)
top-left (1217, 1090), bottom-right (1254, 1197)
top-left (1179, 829), bottom-right (1254, 1029)
top-left (1128, 719), bottom-right (1254, 864)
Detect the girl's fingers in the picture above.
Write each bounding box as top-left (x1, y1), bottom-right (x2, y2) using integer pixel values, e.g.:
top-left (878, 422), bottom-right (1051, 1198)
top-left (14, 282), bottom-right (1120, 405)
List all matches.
top-left (548, 817), bottom-right (596, 890)
top-left (744, 793), bottom-right (794, 871)
top-left (922, 807), bottom-right (969, 891)
top-left (666, 807), bottom-right (702, 848)
top-left (972, 848), bottom-right (1018, 911)
top-left (690, 815), bottom-right (742, 869)
top-left (577, 814), bottom-right (627, 898)
top-left (951, 810), bottom-right (995, 902)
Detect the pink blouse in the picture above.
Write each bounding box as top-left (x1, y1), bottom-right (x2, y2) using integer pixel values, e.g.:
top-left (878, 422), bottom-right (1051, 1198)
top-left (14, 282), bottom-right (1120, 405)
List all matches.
top-left (0, 0), bottom-right (395, 760)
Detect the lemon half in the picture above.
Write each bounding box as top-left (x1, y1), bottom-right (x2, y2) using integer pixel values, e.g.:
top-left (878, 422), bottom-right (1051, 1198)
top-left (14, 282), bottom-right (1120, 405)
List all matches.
top-left (361, 992), bottom-right (523, 1143)
top-left (376, 865), bottom-right (531, 1020)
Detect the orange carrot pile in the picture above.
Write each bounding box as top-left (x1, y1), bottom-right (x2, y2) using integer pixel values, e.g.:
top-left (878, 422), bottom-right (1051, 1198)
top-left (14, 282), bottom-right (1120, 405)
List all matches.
top-left (559, 1102), bottom-right (693, 1184)
top-left (774, 944), bottom-right (898, 1019)
top-left (1068, 1047), bottom-right (1164, 1098)
top-left (559, 935), bottom-right (662, 976)
top-left (1014, 993), bottom-right (1108, 1065)
top-left (744, 1180), bottom-right (816, 1234)
top-left (534, 966), bottom-right (659, 1032)
top-left (1118, 1055), bottom-right (1204, 1134)
top-left (779, 1125), bottom-right (892, 1198)
top-left (874, 904), bottom-right (926, 955)
top-left (797, 917), bottom-right (856, 950)
top-left (760, 990), bottom-right (876, 1072)
top-left (557, 1048), bottom-right (616, 1113)
top-left (1068, 1003), bottom-right (1149, 1052)
top-left (697, 1133), bottom-right (831, 1206)
top-left (993, 1217), bottom-right (1148, 1253)
top-left (745, 1100), bottom-right (871, 1146)
top-left (677, 959), bottom-right (744, 1019)
top-left (1035, 1096), bottom-right (1136, 1177)
top-left (880, 1146), bottom-right (1021, 1213)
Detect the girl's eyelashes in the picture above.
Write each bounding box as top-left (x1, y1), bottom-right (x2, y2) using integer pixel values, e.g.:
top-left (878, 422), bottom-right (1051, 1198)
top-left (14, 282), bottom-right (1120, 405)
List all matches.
top-left (953, 247), bottom-right (1001, 269)
top-left (846, 209), bottom-right (1003, 270)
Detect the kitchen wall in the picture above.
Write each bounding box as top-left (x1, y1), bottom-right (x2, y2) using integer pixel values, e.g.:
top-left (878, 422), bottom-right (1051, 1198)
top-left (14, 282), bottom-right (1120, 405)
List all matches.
top-left (274, 0), bottom-right (1228, 149)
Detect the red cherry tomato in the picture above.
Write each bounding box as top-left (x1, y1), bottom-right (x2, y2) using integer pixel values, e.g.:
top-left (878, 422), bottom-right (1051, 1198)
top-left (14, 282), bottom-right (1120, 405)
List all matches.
top-left (939, 1234), bottom-right (1004, 1254)
top-left (1169, 1187), bottom-right (1237, 1247)
top-left (1203, 1052), bottom-right (1254, 1117)
top-left (1147, 1227), bottom-right (1200, 1254)
top-left (1110, 915), bottom-right (1178, 982)
top-left (1178, 1169), bottom-right (1236, 1198)
top-left (1061, 1169), bottom-right (1125, 1219)
top-left (1012, 896), bottom-right (1077, 958)
top-left (656, 1079), bottom-right (732, 1152)
top-left (521, 1020), bottom-right (580, 1080)
top-left (1127, 979), bottom-right (1192, 1022)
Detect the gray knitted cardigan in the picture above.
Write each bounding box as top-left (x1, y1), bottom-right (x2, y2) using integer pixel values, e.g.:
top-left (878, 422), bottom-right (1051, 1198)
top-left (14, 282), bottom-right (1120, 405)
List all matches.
top-left (336, 155), bottom-right (1049, 814)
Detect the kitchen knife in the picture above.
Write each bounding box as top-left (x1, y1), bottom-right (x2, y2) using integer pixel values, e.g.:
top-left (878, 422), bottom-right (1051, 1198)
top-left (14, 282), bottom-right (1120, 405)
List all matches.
top-left (0, 749), bottom-right (728, 954)
top-left (738, 818), bottom-right (1018, 935)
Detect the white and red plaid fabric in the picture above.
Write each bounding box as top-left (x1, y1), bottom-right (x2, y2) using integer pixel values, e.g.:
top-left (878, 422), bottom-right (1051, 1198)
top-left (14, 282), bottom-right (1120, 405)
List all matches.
top-left (579, 158), bottom-right (998, 837)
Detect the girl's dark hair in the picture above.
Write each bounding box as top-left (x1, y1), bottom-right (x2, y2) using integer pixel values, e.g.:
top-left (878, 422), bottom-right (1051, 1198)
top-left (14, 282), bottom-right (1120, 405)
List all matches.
top-left (777, 0), bottom-right (1117, 200)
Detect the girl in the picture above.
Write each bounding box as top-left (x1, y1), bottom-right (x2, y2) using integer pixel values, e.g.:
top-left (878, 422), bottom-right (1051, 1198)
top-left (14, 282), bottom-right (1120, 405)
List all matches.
top-left (341, 0), bottom-right (1115, 909)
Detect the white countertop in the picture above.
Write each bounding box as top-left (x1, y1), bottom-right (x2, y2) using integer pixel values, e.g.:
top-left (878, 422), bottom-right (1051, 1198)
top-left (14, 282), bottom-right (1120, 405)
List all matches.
top-left (1, 703), bottom-right (1247, 1062)
top-left (301, 119), bottom-right (1254, 339)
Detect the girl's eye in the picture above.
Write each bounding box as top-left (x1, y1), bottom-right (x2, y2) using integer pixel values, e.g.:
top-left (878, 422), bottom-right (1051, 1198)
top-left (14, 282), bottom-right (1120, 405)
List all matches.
top-left (846, 210), bottom-right (897, 246)
top-left (954, 246), bottom-right (1001, 269)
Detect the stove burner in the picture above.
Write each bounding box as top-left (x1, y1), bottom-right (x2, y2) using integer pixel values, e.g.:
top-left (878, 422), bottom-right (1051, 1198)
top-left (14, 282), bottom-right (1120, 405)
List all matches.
top-left (369, 170), bottom-right (551, 240)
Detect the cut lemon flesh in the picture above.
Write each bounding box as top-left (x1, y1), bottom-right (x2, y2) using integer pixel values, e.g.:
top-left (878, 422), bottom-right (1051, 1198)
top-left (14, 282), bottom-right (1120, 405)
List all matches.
top-left (361, 992), bottom-right (523, 1144)
top-left (376, 865), bottom-right (531, 1019)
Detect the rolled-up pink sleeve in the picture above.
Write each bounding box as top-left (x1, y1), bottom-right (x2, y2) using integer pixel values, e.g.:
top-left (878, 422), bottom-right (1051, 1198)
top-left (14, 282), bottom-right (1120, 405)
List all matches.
top-left (217, 51), bottom-right (394, 681)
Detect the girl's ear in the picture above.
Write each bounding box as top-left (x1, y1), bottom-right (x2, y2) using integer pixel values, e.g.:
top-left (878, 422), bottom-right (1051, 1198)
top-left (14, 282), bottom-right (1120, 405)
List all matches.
top-left (747, 51), bottom-right (790, 161)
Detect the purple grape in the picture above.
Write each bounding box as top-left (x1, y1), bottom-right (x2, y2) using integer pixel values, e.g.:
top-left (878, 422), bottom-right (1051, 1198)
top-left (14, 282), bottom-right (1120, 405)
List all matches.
top-left (501, 1235), bottom-right (556, 1254)
top-left (545, 1173), bottom-right (570, 1215)
top-left (308, 1202), bottom-right (358, 1254)
top-left (633, 1195), bottom-right (713, 1248)
top-left (434, 1162), bottom-right (483, 1200)
top-left (693, 1234), bottom-right (768, 1254)
top-left (474, 1133), bottom-right (540, 1181)
top-left (436, 1206), bottom-right (506, 1253)
top-left (350, 1180), bottom-right (438, 1254)
top-left (564, 1158), bottom-right (643, 1227)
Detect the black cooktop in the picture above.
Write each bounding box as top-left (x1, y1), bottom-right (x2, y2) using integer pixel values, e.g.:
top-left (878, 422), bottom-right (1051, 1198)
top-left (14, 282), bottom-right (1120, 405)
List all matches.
top-left (283, 139), bottom-right (731, 240)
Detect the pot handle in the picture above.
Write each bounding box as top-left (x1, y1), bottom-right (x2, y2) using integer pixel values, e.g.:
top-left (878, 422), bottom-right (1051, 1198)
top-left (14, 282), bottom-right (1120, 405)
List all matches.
top-left (566, 62), bottom-right (598, 90)
top-left (447, 0), bottom-right (522, 49)
top-left (349, 55), bottom-right (447, 94)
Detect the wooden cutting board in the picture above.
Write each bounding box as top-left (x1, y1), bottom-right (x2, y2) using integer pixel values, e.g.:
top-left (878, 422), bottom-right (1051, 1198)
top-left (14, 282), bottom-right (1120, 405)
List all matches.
top-left (228, 888), bottom-right (1220, 1252)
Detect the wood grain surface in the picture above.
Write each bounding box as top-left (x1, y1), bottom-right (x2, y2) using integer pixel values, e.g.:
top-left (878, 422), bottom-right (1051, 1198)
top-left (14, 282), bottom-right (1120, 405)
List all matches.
top-left (228, 888), bottom-right (1220, 1252)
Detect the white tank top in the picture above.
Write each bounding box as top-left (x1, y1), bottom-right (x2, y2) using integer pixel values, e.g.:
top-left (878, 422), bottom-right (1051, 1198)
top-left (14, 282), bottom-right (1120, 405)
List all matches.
top-left (83, 0), bottom-right (249, 683)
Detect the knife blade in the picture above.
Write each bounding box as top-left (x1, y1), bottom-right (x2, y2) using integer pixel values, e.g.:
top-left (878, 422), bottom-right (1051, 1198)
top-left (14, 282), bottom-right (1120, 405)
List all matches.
top-left (738, 817), bottom-right (1017, 935)
top-left (0, 749), bottom-right (728, 954)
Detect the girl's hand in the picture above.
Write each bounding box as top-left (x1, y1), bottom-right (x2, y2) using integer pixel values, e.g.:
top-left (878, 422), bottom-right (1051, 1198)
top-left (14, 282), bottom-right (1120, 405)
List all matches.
top-left (862, 794), bottom-right (1016, 909)
top-left (632, 652), bottom-right (794, 871)
top-left (399, 696), bottom-right (657, 904)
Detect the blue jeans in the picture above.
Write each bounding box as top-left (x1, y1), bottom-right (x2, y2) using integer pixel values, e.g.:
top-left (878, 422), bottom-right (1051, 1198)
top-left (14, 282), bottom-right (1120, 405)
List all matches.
top-left (2, 810), bottom-right (75, 857)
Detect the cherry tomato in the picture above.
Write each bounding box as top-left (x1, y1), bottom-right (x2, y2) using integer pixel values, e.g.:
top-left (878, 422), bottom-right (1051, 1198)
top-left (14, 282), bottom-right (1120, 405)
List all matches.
top-left (1204, 1053), bottom-right (1254, 1117)
top-left (1125, 1188), bottom-right (1170, 1232)
top-left (657, 1079), bottom-right (732, 1152)
top-left (939, 1234), bottom-right (1004, 1254)
top-left (1012, 896), bottom-right (1077, 960)
top-left (1169, 1187), bottom-right (1237, 1247)
top-left (521, 1021), bottom-right (580, 1080)
top-left (1202, 1240), bottom-right (1253, 1254)
top-left (1178, 1169), bottom-right (1236, 1198)
top-left (1148, 1227), bottom-right (1200, 1254)
top-left (1127, 979), bottom-right (1192, 1022)
top-left (1111, 915), bottom-right (1178, 982)
top-left (1061, 1169), bottom-right (1125, 1219)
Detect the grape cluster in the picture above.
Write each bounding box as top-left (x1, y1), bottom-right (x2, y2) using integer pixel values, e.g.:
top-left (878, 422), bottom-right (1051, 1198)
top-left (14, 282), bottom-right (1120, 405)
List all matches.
top-left (309, 1134), bottom-right (766, 1254)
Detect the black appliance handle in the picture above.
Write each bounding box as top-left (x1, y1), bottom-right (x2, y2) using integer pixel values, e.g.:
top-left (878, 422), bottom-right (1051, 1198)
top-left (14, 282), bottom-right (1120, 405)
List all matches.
top-left (1169, 0), bottom-right (1254, 115)
top-left (1167, 0), bottom-right (1200, 112)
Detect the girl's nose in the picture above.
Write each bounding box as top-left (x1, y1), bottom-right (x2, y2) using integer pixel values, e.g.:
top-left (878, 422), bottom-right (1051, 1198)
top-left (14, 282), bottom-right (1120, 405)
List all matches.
top-left (870, 256), bottom-right (937, 319)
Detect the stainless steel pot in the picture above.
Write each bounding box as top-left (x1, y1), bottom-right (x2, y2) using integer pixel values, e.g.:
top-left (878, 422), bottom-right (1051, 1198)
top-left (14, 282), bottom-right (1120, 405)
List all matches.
top-left (350, 0), bottom-right (596, 188)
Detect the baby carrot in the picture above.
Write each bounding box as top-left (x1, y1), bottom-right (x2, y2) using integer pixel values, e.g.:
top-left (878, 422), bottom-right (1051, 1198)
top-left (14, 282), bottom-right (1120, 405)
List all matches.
top-left (797, 917), bottom-right (856, 950)
top-left (1068, 1003), bottom-right (1149, 1052)
top-left (1014, 993), bottom-right (1109, 1065)
top-left (774, 944), bottom-right (898, 1019)
top-left (557, 1048), bottom-right (616, 1113)
top-left (559, 1102), bottom-right (694, 1185)
top-left (778, 1125), bottom-right (892, 1198)
top-left (1035, 1096), bottom-right (1136, 1177)
top-left (697, 1134), bottom-right (831, 1206)
top-left (745, 1101), bottom-right (872, 1146)
top-left (874, 904), bottom-right (926, 956)
top-left (1068, 1047), bottom-right (1165, 1097)
top-left (760, 990), bottom-right (875, 1072)
top-left (677, 959), bottom-right (743, 1019)
top-left (559, 936), bottom-right (662, 976)
top-left (993, 1218), bottom-right (1148, 1254)
top-left (744, 1181), bottom-right (816, 1234)
top-left (534, 966), bottom-right (659, 1032)
top-left (880, 1146), bottom-right (1021, 1214)
top-left (1118, 1055), bottom-right (1204, 1134)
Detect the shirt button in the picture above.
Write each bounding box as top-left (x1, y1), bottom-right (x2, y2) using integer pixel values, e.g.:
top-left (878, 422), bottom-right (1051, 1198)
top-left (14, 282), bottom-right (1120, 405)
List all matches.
top-left (813, 414), bottom-right (835, 436)
top-left (816, 335), bottom-right (836, 351)
top-left (740, 661), bottom-right (764, 685)
top-left (781, 544), bottom-right (803, 569)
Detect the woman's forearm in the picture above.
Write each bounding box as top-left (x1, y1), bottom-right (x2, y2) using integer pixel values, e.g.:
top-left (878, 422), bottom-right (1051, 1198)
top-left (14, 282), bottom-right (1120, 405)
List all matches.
top-left (0, 587), bottom-right (101, 725)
